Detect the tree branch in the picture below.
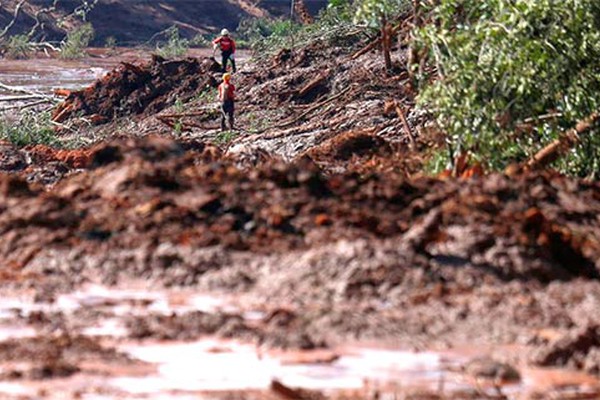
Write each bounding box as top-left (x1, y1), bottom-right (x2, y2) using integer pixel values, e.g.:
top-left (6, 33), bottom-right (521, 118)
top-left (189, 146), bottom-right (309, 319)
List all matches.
top-left (0, 0), bottom-right (27, 39)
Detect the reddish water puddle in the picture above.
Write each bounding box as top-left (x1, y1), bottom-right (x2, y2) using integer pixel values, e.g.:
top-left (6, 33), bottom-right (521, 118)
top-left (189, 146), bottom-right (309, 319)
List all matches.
top-left (0, 284), bottom-right (599, 399)
top-left (111, 339), bottom-right (449, 395)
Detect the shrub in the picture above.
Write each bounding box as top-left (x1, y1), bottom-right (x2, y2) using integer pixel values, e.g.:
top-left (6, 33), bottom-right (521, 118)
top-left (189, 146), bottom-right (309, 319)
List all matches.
top-left (2, 34), bottom-right (33, 59)
top-left (156, 26), bottom-right (189, 58)
top-left (105, 36), bottom-right (117, 49)
top-left (60, 23), bottom-right (94, 59)
top-left (190, 34), bottom-right (209, 48)
top-left (353, 0), bottom-right (409, 28)
top-left (213, 130), bottom-right (237, 145)
top-left (416, 0), bottom-right (600, 177)
top-left (0, 110), bottom-right (59, 147)
top-left (236, 3), bottom-right (359, 60)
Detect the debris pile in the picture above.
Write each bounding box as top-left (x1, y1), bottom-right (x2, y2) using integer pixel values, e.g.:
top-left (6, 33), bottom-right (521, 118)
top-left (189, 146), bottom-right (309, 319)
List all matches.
top-left (0, 136), bottom-right (597, 288)
top-left (52, 56), bottom-right (221, 124)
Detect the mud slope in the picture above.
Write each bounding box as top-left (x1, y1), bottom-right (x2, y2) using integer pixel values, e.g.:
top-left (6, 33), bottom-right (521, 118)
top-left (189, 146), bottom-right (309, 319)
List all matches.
top-left (0, 0), bottom-right (328, 44)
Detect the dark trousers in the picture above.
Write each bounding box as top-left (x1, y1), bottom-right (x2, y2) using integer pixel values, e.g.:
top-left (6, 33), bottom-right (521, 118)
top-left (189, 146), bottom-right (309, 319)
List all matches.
top-left (221, 100), bottom-right (234, 131)
top-left (221, 50), bottom-right (236, 73)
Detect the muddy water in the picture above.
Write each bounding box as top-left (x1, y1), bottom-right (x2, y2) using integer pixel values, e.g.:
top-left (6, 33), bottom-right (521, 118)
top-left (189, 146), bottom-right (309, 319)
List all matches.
top-left (0, 284), bottom-right (599, 399)
top-left (0, 48), bottom-right (249, 95)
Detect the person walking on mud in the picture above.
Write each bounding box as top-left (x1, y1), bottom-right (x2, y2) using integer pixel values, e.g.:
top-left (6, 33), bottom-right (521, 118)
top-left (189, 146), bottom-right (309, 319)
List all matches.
top-left (212, 28), bottom-right (237, 73)
top-left (218, 73), bottom-right (235, 131)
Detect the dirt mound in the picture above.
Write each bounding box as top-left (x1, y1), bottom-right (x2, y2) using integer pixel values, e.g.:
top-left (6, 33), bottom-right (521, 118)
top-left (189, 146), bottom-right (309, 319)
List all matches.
top-left (25, 145), bottom-right (92, 169)
top-left (52, 55), bottom-right (221, 125)
top-left (0, 136), bottom-right (596, 288)
top-left (532, 325), bottom-right (600, 373)
top-left (0, 142), bottom-right (90, 187)
top-left (307, 131), bottom-right (392, 161)
top-left (0, 141), bottom-right (27, 171)
top-left (0, 333), bottom-right (133, 381)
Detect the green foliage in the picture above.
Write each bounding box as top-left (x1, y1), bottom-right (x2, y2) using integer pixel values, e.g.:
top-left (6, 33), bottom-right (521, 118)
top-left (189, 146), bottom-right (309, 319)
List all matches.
top-left (237, 4), bottom-right (358, 60)
top-left (173, 120), bottom-right (183, 135)
top-left (173, 98), bottom-right (185, 113)
top-left (60, 23), bottom-right (94, 59)
top-left (156, 26), bottom-right (189, 58)
top-left (105, 36), bottom-right (117, 49)
top-left (2, 34), bottom-right (32, 59)
top-left (236, 18), bottom-right (301, 55)
top-left (416, 0), bottom-right (600, 177)
top-left (190, 34), bottom-right (209, 48)
top-left (354, 0), bottom-right (410, 27)
top-left (0, 111), bottom-right (59, 147)
top-left (193, 87), bottom-right (218, 103)
top-left (214, 130), bottom-right (237, 145)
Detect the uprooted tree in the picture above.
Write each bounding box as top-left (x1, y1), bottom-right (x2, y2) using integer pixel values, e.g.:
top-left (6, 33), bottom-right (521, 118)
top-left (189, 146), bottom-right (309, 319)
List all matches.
top-left (416, 0), bottom-right (600, 178)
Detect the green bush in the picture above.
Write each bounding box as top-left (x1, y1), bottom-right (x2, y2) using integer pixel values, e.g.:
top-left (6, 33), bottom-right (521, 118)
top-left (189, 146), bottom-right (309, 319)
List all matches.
top-left (190, 34), bottom-right (209, 48)
top-left (0, 111), bottom-right (59, 147)
top-left (236, 3), bottom-right (358, 60)
top-left (60, 23), bottom-right (94, 59)
top-left (213, 130), bottom-right (237, 145)
top-left (236, 18), bottom-right (301, 55)
top-left (156, 26), bottom-right (189, 58)
top-left (416, 0), bottom-right (600, 177)
top-left (2, 34), bottom-right (33, 59)
top-left (354, 0), bottom-right (409, 27)
top-left (105, 36), bottom-right (117, 49)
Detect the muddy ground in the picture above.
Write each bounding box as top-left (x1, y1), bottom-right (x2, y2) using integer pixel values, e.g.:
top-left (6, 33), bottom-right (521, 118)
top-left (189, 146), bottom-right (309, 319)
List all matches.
top-left (1, 33), bottom-right (600, 399)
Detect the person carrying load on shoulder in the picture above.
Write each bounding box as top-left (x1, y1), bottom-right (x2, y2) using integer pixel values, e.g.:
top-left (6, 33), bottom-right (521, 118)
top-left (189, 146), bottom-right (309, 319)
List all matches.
top-left (213, 28), bottom-right (237, 73)
top-left (218, 73), bottom-right (235, 131)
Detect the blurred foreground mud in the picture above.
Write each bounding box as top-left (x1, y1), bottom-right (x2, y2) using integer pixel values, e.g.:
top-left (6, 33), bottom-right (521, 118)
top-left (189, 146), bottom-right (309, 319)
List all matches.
top-left (1, 32), bottom-right (600, 400)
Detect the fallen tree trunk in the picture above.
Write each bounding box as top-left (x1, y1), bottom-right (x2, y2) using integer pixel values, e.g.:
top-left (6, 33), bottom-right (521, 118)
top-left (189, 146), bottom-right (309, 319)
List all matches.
top-left (0, 82), bottom-right (56, 101)
top-left (524, 111), bottom-right (600, 171)
top-left (0, 99), bottom-right (50, 112)
top-left (0, 95), bottom-right (43, 102)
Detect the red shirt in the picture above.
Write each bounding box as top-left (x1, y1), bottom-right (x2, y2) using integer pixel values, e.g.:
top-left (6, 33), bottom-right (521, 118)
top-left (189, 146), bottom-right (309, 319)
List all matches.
top-left (218, 82), bottom-right (235, 101)
top-left (213, 36), bottom-right (236, 53)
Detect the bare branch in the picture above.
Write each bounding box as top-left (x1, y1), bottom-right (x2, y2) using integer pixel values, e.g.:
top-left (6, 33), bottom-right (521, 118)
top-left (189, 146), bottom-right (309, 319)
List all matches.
top-left (0, 0), bottom-right (27, 39)
top-left (523, 111), bottom-right (600, 171)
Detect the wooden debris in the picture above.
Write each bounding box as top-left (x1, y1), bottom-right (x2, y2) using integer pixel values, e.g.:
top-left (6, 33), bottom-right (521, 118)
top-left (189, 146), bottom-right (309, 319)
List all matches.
top-left (350, 22), bottom-right (404, 60)
top-left (394, 100), bottom-right (416, 148)
top-left (524, 111), bottom-right (600, 171)
top-left (297, 72), bottom-right (329, 99)
top-left (0, 83), bottom-right (56, 102)
top-left (276, 85), bottom-right (354, 129)
top-left (0, 99), bottom-right (50, 112)
top-left (0, 95), bottom-right (42, 103)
